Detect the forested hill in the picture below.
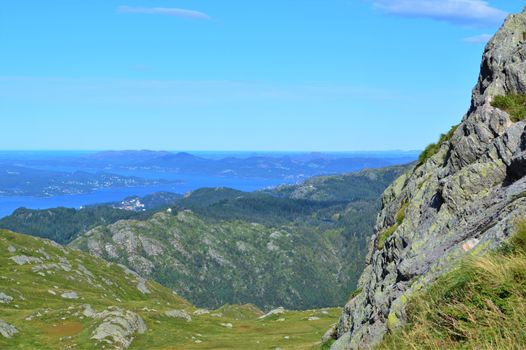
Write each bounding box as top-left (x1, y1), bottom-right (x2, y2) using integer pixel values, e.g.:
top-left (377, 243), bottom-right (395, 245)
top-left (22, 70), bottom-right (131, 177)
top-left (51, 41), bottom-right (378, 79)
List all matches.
top-left (69, 165), bottom-right (408, 310)
top-left (0, 165), bottom-right (408, 310)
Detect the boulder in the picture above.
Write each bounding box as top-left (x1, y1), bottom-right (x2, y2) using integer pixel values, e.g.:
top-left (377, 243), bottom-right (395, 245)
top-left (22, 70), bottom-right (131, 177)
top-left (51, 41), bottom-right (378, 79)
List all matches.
top-left (0, 320), bottom-right (18, 338)
top-left (164, 309), bottom-right (192, 322)
top-left (91, 307), bottom-right (147, 349)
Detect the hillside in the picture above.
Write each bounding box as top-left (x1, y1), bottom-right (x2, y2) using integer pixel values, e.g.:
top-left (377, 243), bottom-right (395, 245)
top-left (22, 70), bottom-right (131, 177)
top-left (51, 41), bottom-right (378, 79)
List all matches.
top-left (0, 206), bottom-right (150, 245)
top-left (69, 204), bottom-right (366, 311)
top-left (68, 166), bottom-right (407, 311)
top-left (0, 229), bottom-right (340, 349)
top-left (0, 192), bottom-right (186, 245)
top-left (1, 166), bottom-right (406, 311)
top-left (328, 8), bottom-right (526, 349)
top-left (378, 220), bottom-right (526, 349)
top-left (269, 166), bottom-right (409, 202)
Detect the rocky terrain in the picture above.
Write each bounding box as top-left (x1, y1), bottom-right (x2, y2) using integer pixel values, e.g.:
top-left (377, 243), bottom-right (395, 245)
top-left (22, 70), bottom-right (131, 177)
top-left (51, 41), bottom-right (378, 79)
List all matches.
top-left (329, 8), bottom-right (526, 350)
top-left (0, 229), bottom-right (340, 349)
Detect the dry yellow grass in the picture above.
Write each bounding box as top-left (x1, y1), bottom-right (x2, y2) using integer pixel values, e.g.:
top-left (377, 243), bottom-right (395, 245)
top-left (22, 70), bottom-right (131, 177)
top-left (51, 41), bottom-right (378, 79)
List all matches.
top-left (379, 220), bottom-right (526, 350)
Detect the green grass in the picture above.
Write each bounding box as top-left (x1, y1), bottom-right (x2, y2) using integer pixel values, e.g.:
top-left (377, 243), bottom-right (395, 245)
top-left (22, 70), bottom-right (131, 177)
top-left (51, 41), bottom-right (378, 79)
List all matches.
top-left (418, 125), bottom-right (459, 167)
top-left (0, 229), bottom-right (341, 349)
top-left (491, 94), bottom-right (526, 122)
top-left (377, 202), bottom-right (408, 250)
top-left (349, 287), bottom-right (363, 300)
top-left (321, 338), bottom-right (336, 349)
top-left (378, 219), bottom-right (526, 350)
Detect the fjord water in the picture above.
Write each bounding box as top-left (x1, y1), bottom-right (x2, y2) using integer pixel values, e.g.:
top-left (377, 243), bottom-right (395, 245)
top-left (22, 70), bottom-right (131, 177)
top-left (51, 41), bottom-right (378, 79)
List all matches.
top-left (0, 173), bottom-right (291, 218)
top-left (0, 150), bottom-right (418, 218)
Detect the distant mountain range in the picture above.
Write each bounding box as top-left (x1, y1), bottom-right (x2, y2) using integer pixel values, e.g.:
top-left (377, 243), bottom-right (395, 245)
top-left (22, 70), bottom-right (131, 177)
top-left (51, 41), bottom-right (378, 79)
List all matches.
top-left (9, 150), bottom-right (417, 180)
top-left (83, 150), bottom-right (417, 179)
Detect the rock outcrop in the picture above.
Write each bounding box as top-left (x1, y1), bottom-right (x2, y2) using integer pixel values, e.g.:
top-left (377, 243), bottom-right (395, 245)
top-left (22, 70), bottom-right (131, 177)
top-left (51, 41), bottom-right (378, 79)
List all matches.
top-left (0, 293), bottom-right (13, 304)
top-left (165, 309), bottom-right (192, 322)
top-left (0, 320), bottom-right (17, 338)
top-left (61, 291), bottom-right (79, 299)
top-left (331, 8), bottom-right (526, 350)
top-left (90, 307), bottom-right (147, 350)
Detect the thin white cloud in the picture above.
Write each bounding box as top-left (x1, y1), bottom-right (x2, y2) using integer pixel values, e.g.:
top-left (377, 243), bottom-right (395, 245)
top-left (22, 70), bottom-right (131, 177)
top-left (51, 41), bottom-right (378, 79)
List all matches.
top-left (463, 33), bottom-right (492, 43)
top-left (117, 6), bottom-right (210, 20)
top-left (373, 0), bottom-right (508, 27)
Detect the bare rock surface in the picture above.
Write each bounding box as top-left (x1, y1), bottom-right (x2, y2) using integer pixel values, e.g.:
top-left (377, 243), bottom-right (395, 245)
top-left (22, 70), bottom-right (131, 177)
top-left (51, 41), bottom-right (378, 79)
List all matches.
top-left (61, 291), bottom-right (79, 299)
top-left (259, 307), bottom-right (285, 319)
top-left (10, 255), bottom-right (42, 265)
top-left (165, 309), bottom-right (192, 322)
top-left (331, 7), bottom-right (526, 349)
top-left (0, 320), bottom-right (18, 338)
top-left (90, 306), bottom-right (147, 350)
top-left (0, 293), bottom-right (13, 304)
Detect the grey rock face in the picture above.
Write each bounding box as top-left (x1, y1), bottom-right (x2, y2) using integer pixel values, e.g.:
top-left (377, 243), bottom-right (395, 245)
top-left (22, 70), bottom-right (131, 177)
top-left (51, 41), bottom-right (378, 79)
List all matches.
top-left (0, 292), bottom-right (13, 304)
top-left (193, 309), bottom-right (210, 315)
top-left (90, 307), bottom-right (147, 350)
top-left (61, 291), bottom-right (79, 299)
top-left (332, 8), bottom-right (526, 350)
top-left (82, 304), bottom-right (97, 318)
top-left (9, 255), bottom-right (43, 265)
top-left (0, 319), bottom-right (18, 338)
top-left (136, 278), bottom-right (151, 295)
top-left (258, 307), bottom-right (285, 319)
top-left (164, 309), bottom-right (192, 322)
top-left (322, 323), bottom-right (338, 343)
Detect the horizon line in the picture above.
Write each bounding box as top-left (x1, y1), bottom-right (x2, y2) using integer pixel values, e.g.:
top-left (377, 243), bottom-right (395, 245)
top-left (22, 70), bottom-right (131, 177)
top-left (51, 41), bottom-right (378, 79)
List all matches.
top-left (0, 149), bottom-right (422, 153)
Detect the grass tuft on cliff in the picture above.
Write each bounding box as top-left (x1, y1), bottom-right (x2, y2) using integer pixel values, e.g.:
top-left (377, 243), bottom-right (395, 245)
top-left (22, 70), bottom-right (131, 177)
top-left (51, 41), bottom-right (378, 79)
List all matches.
top-left (491, 94), bottom-right (526, 122)
top-left (377, 202), bottom-right (408, 250)
top-left (417, 125), bottom-right (459, 167)
top-left (379, 219), bottom-right (526, 350)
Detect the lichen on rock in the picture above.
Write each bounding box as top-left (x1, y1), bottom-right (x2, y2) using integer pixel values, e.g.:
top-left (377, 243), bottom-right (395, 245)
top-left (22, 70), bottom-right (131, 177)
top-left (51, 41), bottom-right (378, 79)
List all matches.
top-left (331, 7), bottom-right (526, 350)
top-left (90, 307), bottom-right (147, 350)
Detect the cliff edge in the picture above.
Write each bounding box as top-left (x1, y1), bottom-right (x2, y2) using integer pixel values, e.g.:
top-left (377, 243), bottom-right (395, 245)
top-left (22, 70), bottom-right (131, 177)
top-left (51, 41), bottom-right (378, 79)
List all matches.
top-left (331, 7), bottom-right (526, 349)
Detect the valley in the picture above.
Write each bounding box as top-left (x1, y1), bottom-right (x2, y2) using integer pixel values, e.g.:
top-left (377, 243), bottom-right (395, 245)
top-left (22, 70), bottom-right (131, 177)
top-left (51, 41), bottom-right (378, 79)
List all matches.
top-left (0, 166), bottom-right (408, 310)
top-left (2, 2), bottom-right (526, 349)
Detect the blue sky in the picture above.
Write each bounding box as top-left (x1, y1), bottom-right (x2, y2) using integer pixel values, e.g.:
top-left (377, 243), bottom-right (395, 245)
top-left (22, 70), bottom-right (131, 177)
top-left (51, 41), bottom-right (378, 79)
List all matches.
top-left (0, 0), bottom-right (522, 151)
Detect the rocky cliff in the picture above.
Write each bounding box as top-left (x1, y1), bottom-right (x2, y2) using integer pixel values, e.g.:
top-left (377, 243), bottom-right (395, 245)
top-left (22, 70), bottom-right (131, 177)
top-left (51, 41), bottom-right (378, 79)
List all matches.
top-left (331, 8), bottom-right (526, 349)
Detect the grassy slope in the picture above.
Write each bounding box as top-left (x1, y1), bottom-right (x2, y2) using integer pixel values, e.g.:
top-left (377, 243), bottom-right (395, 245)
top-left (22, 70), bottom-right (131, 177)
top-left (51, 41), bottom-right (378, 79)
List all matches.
top-left (0, 229), bottom-right (339, 349)
top-left (378, 220), bottom-right (526, 350)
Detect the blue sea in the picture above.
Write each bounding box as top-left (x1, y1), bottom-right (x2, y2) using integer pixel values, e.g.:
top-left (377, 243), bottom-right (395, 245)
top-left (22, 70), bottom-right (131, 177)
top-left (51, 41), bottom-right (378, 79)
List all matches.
top-left (0, 150), bottom-right (419, 218)
top-left (0, 173), bottom-right (293, 218)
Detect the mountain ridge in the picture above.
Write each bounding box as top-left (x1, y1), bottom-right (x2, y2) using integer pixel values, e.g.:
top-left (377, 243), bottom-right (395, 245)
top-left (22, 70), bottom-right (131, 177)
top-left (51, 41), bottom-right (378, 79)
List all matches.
top-left (65, 165), bottom-right (407, 311)
top-left (329, 8), bottom-right (526, 349)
